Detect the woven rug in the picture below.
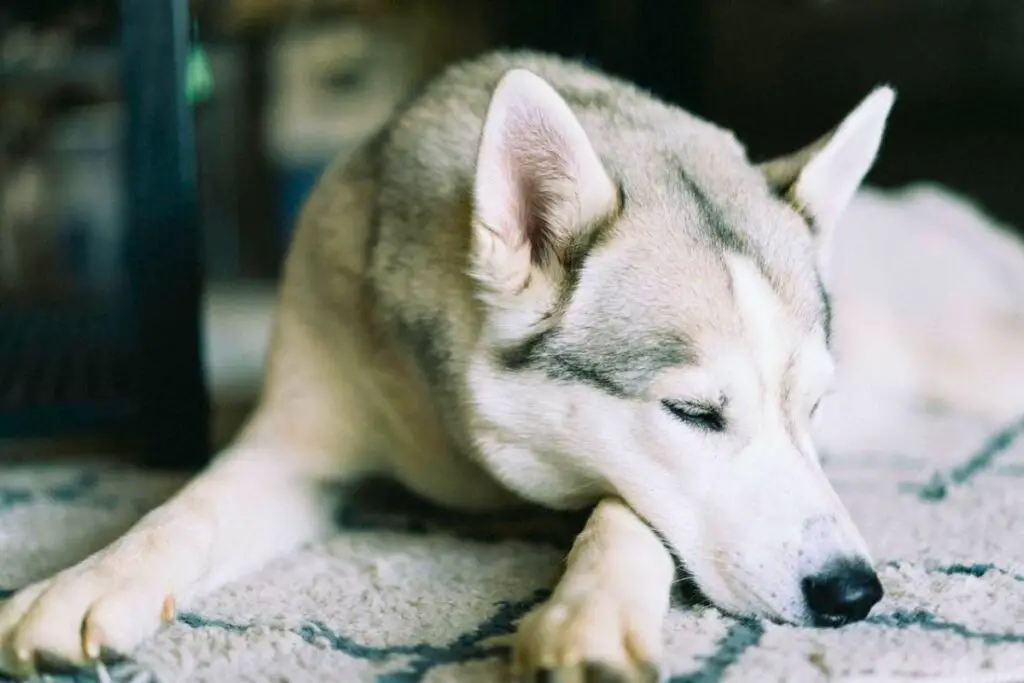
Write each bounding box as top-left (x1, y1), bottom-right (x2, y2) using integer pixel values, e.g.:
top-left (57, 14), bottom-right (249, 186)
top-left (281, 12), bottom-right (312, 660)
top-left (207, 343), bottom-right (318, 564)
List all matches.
top-left (3, 186), bottom-right (1024, 683)
top-left (2, 413), bottom-right (1024, 683)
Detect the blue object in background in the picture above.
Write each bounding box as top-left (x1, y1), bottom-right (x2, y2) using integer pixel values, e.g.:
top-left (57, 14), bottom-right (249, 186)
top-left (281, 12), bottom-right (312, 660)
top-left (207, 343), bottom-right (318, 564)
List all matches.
top-left (57, 216), bottom-right (91, 287)
top-left (277, 164), bottom-right (328, 249)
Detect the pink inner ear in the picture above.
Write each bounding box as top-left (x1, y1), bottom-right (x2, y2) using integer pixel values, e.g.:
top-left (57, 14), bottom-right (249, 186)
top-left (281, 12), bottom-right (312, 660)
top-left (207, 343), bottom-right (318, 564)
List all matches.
top-left (476, 71), bottom-right (612, 279)
top-left (518, 173), bottom-right (558, 266)
top-left (506, 127), bottom-right (573, 267)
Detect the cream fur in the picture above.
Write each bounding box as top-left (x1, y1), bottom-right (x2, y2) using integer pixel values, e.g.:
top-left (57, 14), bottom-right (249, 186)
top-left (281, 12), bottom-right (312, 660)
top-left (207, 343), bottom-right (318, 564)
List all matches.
top-left (0, 51), bottom-right (901, 682)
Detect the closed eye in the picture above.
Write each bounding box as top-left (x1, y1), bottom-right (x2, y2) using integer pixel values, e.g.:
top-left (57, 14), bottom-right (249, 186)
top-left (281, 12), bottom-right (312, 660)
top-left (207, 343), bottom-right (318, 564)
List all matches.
top-left (661, 399), bottom-right (726, 433)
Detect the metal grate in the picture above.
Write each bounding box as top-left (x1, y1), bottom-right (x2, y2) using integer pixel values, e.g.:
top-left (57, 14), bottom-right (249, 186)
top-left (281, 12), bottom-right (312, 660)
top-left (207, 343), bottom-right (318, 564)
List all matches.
top-left (0, 303), bottom-right (136, 438)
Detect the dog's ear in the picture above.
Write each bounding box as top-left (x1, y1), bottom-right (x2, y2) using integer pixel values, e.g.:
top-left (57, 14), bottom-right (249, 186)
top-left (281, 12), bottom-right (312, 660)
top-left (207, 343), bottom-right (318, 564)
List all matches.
top-left (761, 86), bottom-right (895, 252)
top-left (471, 68), bottom-right (619, 298)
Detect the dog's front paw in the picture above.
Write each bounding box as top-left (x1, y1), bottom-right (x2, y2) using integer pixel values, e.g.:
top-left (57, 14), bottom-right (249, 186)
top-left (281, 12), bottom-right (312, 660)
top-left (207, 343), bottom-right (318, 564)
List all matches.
top-left (0, 558), bottom-right (174, 678)
top-left (511, 593), bottom-right (662, 683)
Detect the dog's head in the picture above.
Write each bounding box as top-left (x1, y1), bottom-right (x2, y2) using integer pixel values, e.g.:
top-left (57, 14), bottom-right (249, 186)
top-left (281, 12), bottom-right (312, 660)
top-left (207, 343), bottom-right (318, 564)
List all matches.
top-left (466, 68), bottom-right (894, 627)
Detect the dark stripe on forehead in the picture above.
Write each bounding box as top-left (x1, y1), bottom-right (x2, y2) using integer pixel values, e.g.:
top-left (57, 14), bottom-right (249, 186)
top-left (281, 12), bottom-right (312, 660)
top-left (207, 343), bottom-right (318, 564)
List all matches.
top-left (817, 275), bottom-right (833, 345)
top-left (541, 350), bottom-right (631, 398)
top-left (774, 189), bottom-right (832, 343)
top-left (498, 329), bottom-right (629, 396)
top-left (499, 328), bottom-right (697, 398)
top-left (677, 165), bottom-right (781, 295)
top-left (678, 168), bottom-right (750, 256)
top-left (499, 327), bottom-right (554, 371)
top-left (681, 163), bottom-right (831, 342)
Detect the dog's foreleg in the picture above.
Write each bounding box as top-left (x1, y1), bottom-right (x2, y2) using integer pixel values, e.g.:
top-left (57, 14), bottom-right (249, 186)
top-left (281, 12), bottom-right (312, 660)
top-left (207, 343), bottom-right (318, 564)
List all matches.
top-left (0, 304), bottom-right (376, 677)
top-left (512, 497), bottom-right (674, 683)
top-left (0, 418), bottom-right (352, 677)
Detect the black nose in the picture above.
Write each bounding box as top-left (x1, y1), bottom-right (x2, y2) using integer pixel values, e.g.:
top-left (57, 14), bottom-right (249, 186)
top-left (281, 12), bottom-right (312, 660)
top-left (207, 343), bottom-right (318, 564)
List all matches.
top-left (802, 558), bottom-right (883, 627)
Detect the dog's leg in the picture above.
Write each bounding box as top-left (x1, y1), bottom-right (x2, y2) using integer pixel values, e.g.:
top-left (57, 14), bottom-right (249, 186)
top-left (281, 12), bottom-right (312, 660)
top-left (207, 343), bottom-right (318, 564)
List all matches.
top-left (0, 305), bottom-right (377, 677)
top-left (513, 497), bottom-right (674, 683)
top-left (0, 439), bottom-right (341, 677)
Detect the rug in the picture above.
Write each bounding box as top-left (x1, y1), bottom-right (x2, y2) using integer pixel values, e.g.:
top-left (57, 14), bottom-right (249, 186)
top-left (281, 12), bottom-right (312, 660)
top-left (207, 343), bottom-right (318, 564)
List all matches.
top-left (2, 411), bottom-right (1024, 683)
top-left (4, 185), bottom-right (1024, 683)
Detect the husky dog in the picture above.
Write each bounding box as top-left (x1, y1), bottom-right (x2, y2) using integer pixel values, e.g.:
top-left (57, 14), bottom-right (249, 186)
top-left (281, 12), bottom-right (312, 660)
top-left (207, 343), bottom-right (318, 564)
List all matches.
top-left (0, 51), bottom-right (895, 681)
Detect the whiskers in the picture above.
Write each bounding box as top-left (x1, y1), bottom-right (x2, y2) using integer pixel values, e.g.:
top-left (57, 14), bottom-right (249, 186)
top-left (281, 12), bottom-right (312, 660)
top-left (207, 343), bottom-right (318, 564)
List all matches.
top-left (706, 546), bottom-right (798, 622)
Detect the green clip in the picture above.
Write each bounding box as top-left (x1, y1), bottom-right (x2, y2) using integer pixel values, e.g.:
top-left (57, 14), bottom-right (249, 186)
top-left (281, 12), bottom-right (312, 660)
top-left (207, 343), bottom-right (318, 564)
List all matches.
top-left (186, 20), bottom-right (214, 105)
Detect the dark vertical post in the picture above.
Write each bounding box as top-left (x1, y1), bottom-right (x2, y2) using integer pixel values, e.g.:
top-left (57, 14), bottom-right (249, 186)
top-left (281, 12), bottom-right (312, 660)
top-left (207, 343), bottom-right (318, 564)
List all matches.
top-left (120, 0), bottom-right (210, 470)
top-left (634, 0), bottom-right (710, 112)
top-left (238, 34), bottom-right (282, 279)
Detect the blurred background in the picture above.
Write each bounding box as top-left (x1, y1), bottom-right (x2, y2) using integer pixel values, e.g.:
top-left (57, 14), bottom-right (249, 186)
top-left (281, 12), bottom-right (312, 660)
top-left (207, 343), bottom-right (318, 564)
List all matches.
top-left (2, 0), bottom-right (1022, 467)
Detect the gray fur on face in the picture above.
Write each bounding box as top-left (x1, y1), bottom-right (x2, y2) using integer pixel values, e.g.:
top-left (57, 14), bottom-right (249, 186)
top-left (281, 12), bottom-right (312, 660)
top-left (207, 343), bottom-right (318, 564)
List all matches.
top-left (373, 51), bottom-right (832, 407)
top-left (500, 141), bottom-right (831, 398)
top-left (344, 50), bottom-right (889, 625)
top-left (501, 323), bottom-right (697, 398)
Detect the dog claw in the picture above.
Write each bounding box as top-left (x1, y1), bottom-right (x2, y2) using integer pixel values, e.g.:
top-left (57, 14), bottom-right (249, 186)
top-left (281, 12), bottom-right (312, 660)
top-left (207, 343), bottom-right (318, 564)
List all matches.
top-left (14, 647), bottom-right (32, 674)
top-left (523, 661), bottom-right (659, 683)
top-left (82, 621), bottom-right (104, 660)
top-left (12, 646), bottom-right (35, 678)
top-left (512, 592), bottom-right (663, 683)
top-left (161, 595), bottom-right (176, 623)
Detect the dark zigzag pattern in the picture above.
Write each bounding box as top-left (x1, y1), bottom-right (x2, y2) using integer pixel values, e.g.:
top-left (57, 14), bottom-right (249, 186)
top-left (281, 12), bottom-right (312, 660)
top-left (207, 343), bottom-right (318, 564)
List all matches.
top-left (0, 471), bottom-right (157, 514)
top-left (670, 619), bottom-right (765, 683)
top-left (910, 413), bottom-right (1024, 501)
top-left (885, 561), bottom-right (1024, 583)
top-left (176, 589), bottom-right (549, 682)
top-left (1, 410), bottom-right (1024, 683)
top-left (3, 587), bottom-right (1023, 683)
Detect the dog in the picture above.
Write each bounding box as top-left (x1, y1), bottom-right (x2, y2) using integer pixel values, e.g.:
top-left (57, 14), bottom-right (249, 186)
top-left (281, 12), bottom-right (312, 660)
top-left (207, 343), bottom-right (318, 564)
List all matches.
top-left (0, 51), bottom-right (895, 681)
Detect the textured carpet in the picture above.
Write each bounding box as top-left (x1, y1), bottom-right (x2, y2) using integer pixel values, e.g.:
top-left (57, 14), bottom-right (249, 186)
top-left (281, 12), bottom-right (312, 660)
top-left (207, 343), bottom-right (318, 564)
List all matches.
top-left (4, 186), bottom-right (1024, 683)
top-left (2, 413), bottom-right (1024, 683)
